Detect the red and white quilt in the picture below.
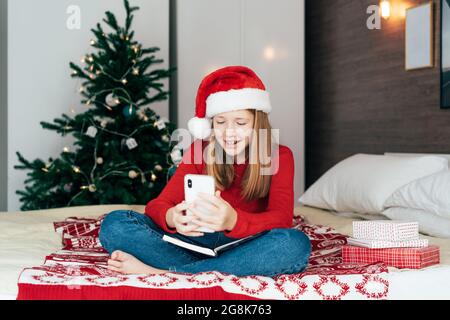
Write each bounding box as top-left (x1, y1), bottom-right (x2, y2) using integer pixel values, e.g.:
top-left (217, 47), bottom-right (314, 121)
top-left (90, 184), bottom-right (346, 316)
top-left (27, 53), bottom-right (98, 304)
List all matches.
top-left (17, 215), bottom-right (390, 300)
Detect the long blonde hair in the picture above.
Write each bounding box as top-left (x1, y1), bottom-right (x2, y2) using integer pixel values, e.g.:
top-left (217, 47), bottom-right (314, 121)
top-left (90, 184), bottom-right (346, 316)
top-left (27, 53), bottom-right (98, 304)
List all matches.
top-left (205, 110), bottom-right (273, 202)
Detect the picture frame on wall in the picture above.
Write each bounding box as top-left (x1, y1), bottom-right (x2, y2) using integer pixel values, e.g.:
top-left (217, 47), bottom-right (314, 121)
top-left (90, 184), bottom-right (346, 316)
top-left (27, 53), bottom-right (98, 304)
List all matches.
top-left (405, 2), bottom-right (434, 71)
top-left (442, 0), bottom-right (450, 109)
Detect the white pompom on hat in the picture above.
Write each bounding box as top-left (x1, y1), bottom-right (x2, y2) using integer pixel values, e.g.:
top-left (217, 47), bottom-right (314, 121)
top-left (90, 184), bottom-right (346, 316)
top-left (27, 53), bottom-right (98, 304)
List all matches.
top-left (188, 66), bottom-right (272, 140)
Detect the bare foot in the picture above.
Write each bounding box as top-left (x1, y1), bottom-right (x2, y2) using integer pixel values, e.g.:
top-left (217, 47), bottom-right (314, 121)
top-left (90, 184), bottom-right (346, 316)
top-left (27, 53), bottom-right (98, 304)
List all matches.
top-left (107, 250), bottom-right (168, 275)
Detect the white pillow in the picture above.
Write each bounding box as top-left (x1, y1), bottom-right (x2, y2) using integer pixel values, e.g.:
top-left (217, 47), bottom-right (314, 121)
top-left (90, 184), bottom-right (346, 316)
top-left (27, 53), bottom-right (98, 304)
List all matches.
top-left (299, 154), bottom-right (448, 214)
top-left (384, 170), bottom-right (450, 219)
top-left (383, 207), bottom-right (450, 238)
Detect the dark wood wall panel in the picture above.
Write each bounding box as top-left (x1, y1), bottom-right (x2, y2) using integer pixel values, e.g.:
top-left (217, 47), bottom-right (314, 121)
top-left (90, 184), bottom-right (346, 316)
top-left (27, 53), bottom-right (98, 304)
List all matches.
top-left (305, 0), bottom-right (448, 187)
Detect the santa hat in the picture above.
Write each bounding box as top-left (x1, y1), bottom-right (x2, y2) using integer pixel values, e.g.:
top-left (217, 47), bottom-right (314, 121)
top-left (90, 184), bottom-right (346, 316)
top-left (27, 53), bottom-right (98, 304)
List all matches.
top-left (188, 66), bottom-right (272, 140)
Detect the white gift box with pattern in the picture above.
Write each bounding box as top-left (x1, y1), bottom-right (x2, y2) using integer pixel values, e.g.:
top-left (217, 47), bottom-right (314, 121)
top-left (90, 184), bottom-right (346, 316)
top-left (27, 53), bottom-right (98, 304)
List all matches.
top-left (352, 221), bottom-right (419, 241)
top-left (346, 237), bottom-right (428, 249)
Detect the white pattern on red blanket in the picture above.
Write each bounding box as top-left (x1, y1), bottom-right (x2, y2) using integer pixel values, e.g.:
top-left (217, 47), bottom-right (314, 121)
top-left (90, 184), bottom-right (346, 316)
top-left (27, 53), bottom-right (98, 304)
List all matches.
top-left (17, 215), bottom-right (390, 300)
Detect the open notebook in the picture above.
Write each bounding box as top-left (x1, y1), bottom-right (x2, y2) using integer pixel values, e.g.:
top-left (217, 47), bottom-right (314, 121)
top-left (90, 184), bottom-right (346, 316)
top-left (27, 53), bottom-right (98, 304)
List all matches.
top-left (162, 231), bottom-right (269, 257)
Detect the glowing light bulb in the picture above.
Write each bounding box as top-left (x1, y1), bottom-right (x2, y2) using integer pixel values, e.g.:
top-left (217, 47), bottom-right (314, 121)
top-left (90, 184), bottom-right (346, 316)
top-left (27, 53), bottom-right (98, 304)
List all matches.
top-left (263, 46), bottom-right (276, 61)
top-left (73, 166), bottom-right (80, 173)
top-left (380, 0), bottom-right (391, 19)
top-left (63, 147), bottom-right (70, 153)
top-left (122, 79), bottom-right (128, 85)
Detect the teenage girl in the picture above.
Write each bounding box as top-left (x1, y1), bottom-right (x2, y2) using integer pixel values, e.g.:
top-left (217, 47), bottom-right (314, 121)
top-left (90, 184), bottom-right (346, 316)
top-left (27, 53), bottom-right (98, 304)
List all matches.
top-left (99, 66), bottom-right (311, 277)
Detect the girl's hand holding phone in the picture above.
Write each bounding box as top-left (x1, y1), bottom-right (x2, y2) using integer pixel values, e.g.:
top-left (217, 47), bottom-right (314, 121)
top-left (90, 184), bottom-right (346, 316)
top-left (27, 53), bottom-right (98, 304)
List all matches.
top-left (166, 202), bottom-right (205, 237)
top-left (189, 190), bottom-right (238, 232)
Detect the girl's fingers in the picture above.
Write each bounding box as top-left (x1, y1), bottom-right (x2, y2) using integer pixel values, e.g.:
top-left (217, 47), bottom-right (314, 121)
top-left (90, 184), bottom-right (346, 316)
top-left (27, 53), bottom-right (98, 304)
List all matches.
top-left (173, 210), bottom-right (193, 224)
top-left (189, 206), bottom-right (217, 224)
top-left (193, 199), bottom-right (218, 213)
top-left (108, 259), bottom-right (122, 268)
top-left (179, 222), bottom-right (201, 234)
top-left (191, 218), bottom-right (216, 230)
top-left (176, 214), bottom-right (194, 224)
top-left (197, 192), bottom-right (223, 207)
top-left (175, 202), bottom-right (190, 213)
top-left (182, 231), bottom-right (205, 237)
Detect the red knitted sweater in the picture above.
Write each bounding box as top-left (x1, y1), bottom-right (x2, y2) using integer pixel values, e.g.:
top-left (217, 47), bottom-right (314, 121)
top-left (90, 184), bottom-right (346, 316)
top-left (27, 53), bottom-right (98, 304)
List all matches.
top-left (145, 140), bottom-right (295, 238)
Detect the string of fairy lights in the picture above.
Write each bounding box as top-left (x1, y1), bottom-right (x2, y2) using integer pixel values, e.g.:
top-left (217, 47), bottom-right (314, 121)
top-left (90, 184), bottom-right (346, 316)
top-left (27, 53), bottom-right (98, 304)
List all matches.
top-left (40, 35), bottom-right (183, 206)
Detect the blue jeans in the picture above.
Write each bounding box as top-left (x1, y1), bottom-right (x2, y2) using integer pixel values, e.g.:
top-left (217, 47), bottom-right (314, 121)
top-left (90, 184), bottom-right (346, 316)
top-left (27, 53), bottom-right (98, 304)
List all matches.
top-left (99, 210), bottom-right (311, 277)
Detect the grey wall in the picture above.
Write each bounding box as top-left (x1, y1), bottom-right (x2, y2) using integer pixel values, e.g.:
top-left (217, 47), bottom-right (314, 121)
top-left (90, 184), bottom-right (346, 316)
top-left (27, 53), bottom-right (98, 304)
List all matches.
top-left (177, 0), bottom-right (305, 204)
top-left (0, 0), bottom-right (7, 211)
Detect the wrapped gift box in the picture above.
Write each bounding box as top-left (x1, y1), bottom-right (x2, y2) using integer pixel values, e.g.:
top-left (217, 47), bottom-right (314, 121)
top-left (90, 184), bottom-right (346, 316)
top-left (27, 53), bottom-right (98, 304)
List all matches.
top-left (346, 237), bottom-right (428, 249)
top-left (342, 245), bottom-right (440, 269)
top-left (352, 220), bottom-right (419, 241)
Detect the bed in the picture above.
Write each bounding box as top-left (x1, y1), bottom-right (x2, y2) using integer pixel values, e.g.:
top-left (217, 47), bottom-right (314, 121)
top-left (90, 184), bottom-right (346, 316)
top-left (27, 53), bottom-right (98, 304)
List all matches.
top-left (1, 204), bottom-right (449, 300)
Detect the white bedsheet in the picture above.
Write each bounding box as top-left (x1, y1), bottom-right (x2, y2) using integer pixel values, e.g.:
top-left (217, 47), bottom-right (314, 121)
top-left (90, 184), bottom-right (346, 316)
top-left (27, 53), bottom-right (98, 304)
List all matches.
top-left (0, 204), bottom-right (144, 299)
top-left (1, 204), bottom-right (450, 299)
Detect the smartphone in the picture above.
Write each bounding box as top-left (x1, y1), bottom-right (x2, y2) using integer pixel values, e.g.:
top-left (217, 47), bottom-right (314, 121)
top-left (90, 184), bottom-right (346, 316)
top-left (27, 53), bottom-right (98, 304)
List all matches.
top-left (184, 174), bottom-right (215, 233)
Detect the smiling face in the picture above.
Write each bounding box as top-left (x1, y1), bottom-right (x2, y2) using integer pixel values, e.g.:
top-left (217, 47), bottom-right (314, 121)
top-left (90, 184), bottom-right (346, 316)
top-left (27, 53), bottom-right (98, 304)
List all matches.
top-left (212, 109), bottom-right (255, 158)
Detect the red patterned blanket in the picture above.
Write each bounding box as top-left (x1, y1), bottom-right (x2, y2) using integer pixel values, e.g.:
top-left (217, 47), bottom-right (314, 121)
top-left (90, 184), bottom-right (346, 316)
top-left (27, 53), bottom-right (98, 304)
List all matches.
top-left (17, 215), bottom-right (389, 300)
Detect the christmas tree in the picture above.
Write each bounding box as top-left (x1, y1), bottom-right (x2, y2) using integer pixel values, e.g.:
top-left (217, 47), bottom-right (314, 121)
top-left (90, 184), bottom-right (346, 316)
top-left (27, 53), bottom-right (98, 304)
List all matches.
top-left (15, 0), bottom-right (183, 211)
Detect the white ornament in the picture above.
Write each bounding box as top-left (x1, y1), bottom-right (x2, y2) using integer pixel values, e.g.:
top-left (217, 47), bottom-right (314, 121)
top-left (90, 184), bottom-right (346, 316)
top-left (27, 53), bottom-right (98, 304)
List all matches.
top-left (88, 185), bottom-right (97, 192)
top-left (96, 157), bottom-right (103, 165)
top-left (155, 119), bottom-right (166, 130)
top-left (154, 164), bottom-right (163, 172)
top-left (170, 148), bottom-right (183, 164)
top-left (85, 126), bottom-right (98, 138)
top-left (128, 170), bottom-right (138, 179)
top-left (126, 138), bottom-right (138, 150)
top-left (105, 93), bottom-right (119, 107)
